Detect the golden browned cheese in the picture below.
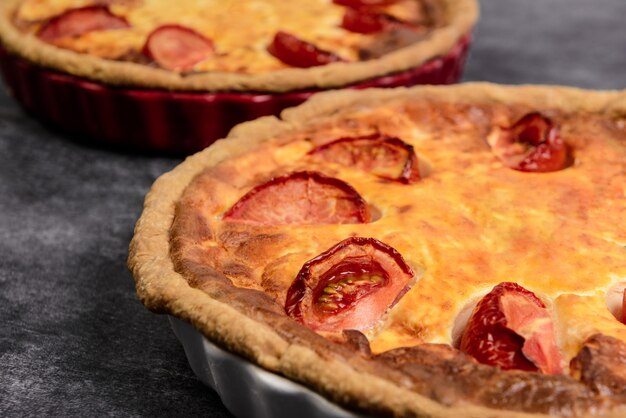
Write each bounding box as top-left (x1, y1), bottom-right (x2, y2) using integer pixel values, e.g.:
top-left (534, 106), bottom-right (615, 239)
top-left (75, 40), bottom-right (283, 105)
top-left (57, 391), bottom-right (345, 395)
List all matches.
top-left (14, 0), bottom-right (433, 73)
top-left (172, 99), bottom-right (626, 365)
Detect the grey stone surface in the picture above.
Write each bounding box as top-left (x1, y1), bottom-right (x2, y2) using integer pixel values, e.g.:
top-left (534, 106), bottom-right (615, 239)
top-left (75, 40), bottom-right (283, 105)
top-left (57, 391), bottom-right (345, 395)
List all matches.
top-left (464, 0), bottom-right (626, 88)
top-left (0, 0), bottom-right (624, 417)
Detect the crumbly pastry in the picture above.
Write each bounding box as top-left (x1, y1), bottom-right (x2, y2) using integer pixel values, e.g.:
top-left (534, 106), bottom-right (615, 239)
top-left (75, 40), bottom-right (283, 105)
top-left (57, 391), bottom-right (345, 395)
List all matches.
top-left (129, 83), bottom-right (626, 417)
top-left (0, 0), bottom-right (477, 92)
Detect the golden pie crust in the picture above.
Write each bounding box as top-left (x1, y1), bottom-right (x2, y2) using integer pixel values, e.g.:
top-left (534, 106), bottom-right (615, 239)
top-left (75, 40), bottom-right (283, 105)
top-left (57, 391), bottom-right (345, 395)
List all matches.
top-left (129, 83), bottom-right (626, 417)
top-left (0, 0), bottom-right (477, 92)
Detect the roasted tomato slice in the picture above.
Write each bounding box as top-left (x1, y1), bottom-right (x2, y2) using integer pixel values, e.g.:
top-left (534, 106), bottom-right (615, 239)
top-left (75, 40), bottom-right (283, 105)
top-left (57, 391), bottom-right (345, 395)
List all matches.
top-left (333, 0), bottom-right (399, 8)
top-left (308, 133), bottom-right (421, 183)
top-left (341, 8), bottom-right (417, 34)
top-left (142, 25), bottom-right (215, 71)
top-left (223, 171), bottom-right (370, 225)
top-left (460, 282), bottom-right (563, 374)
top-left (267, 31), bottom-right (344, 68)
top-left (37, 6), bottom-right (130, 42)
top-left (285, 237), bottom-right (414, 332)
top-left (489, 113), bottom-right (570, 173)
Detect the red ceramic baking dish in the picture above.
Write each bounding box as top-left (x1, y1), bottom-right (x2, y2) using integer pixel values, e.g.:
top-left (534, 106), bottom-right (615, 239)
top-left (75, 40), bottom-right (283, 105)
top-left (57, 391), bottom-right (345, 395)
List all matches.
top-left (0, 0), bottom-right (476, 155)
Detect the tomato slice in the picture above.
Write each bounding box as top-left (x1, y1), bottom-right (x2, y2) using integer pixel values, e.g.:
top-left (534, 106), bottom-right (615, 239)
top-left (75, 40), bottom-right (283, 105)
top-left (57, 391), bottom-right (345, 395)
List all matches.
top-left (142, 25), bottom-right (214, 71)
top-left (267, 31), bottom-right (344, 68)
top-left (490, 113), bottom-right (570, 173)
top-left (333, 0), bottom-right (399, 8)
top-left (37, 6), bottom-right (130, 42)
top-left (285, 237), bottom-right (414, 332)
top-left (308, 133), bottom-right (421, 183)
top-left (223, 171), bottom-right (370, 225)
top-left (460, 282), bottom-right (563, 374)
top-left (341, 8), bottom-right (418, 34)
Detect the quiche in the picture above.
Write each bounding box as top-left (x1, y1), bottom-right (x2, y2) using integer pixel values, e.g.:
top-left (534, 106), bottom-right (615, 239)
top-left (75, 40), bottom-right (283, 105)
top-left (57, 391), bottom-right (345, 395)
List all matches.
top-left (0, 0), bottom-right (476, 91)
top-left (0, 0), bottom-right (477, 153)
top-left (129, 83), bottom-right (626, 417)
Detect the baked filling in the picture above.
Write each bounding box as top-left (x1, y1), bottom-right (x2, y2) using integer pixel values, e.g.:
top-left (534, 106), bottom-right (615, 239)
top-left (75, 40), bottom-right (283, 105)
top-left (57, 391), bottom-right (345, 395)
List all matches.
top-left (169, 95), bottom-right (626, 415)
top-left (12, 0), bottom-right (440, 74)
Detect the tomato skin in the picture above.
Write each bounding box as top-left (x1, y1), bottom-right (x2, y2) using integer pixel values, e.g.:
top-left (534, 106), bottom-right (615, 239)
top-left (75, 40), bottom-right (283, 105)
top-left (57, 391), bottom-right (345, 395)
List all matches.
top-left (342, 8), bottom-right (387, 33)
top-left (308, 133), bottom-right (421, 183)
top-left (223, 171), bottom-right (370, 225)
top-left (286, 237), bottom-right (414, 333)
top-left (460, 282), bottom-right (563, 374)
top-left (460, 283), bottom-right (539, 372)
top-left (268, 31), bottom-right (344, 68)
top-left (142, 25), bottom-right (215, 71)
top-left (491, 113), bottom-right (570, 173)
top-left (341, 8), bottom-right (414, 34)
top-left (37, 6), bottom-right (130, 41)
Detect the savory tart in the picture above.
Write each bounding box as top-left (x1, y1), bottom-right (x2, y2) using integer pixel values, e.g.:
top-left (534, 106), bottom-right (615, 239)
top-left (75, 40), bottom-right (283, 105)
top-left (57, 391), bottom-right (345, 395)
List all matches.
top-left (131, 82), bottom-right (626, 417)
top-left (0, 0), bottom-right (476, 91)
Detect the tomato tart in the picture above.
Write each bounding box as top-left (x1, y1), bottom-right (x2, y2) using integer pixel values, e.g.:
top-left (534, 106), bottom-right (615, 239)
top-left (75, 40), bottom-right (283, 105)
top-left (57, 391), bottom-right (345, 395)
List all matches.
top-left (0, 0), bottom-right (476, 154)
top-left (129, 83), bottom-right (626, 417)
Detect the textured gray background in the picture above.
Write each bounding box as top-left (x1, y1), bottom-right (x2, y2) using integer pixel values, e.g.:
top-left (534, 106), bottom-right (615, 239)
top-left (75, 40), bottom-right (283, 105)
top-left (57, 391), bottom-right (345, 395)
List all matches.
top-left (0, 0), bottom-right (624, 416)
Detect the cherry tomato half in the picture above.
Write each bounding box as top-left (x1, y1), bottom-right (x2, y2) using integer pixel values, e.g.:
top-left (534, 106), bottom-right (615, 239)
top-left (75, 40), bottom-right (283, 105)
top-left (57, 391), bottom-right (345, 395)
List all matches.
top-left (460, 282), bottom-right (563, 374)
top-left (490, 113), bottom-right (570, 173)
top-left (142, 25), bottom-right (214, 71)
top-left (268, 31), bottom-right (344, 68)
top-left (223, 171), bottom-right (370, 225)
top-left (308, 133), bottom-right (421, 183)
top-left (38, 6), bottom-right (130, 42)
top-left (286, 237), bottom-right (414, 333)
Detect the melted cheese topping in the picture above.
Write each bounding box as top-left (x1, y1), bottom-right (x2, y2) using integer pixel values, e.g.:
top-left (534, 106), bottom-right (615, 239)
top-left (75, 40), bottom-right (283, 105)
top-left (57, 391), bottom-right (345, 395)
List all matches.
top-left (176, 100), bottom-right (626, 362)
top-left (15, 0), bottom-right (432, 73)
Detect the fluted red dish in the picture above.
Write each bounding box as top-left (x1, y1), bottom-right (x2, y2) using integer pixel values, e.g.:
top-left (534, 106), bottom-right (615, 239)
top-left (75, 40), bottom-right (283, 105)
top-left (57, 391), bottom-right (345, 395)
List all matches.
top-left (0, 33), bottom-right (471, 155)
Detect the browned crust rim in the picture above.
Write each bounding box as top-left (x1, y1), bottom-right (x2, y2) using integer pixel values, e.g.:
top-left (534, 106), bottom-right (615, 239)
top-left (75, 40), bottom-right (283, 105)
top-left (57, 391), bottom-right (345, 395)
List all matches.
top-left (0, 0), bottom-right (478, 92)
top-left (128, 83), bottom-right (626, 418)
